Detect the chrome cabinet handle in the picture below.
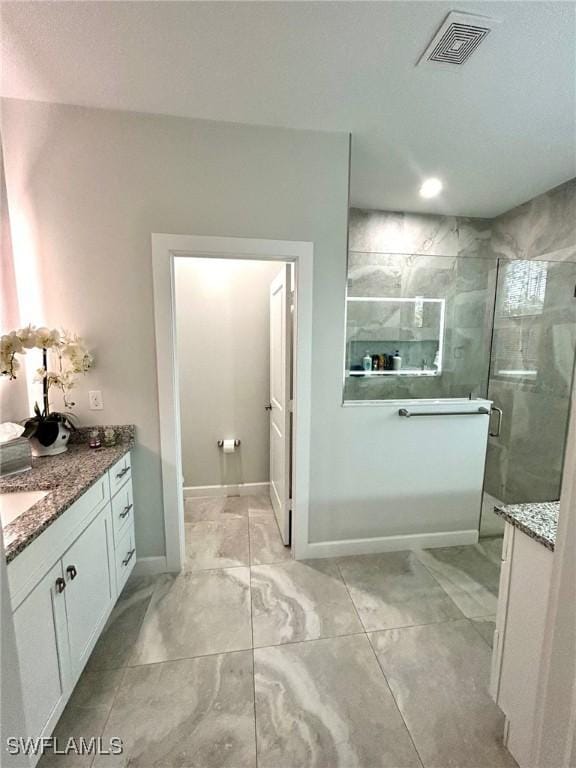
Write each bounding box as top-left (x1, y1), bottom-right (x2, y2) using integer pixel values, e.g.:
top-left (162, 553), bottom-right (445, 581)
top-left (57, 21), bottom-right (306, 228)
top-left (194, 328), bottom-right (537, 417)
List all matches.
top-left (55, 577), bottom-right (66, 593)
top-left (490, 406), bottom-right (503, 437)
top-left (66, 565), bottom-right (78, 580)
top-left (122, 548), bottom-right (136, 567)
top-left (120, 503), bottom-right (133, 519)
top-left (116, 466), bottom-right (129, 479)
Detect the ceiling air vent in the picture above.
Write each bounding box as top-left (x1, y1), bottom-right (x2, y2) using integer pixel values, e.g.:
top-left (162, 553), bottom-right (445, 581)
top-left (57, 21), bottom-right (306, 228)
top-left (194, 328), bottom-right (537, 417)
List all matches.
top-left (417, 11), bottom-right (499, 68)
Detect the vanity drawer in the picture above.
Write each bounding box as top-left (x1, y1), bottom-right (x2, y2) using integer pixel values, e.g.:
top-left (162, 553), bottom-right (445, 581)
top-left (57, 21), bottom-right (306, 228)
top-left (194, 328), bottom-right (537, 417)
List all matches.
top-left (108, 453), bottom-right (131, 498)
top-left (111, 481), bottom-right (133, 546)
top-left (115, 523), bottom-right (136, 595)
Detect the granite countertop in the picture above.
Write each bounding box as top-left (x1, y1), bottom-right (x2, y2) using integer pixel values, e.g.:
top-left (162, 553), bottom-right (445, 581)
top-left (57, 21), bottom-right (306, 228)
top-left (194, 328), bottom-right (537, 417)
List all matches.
top-left (494, 500), bottom-right (559, 552)
top-left (1, 425), bottom-right (135, 564)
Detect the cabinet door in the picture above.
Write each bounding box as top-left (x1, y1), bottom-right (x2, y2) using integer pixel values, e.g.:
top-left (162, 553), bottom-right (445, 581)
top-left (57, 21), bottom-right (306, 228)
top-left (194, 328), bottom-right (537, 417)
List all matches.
top-left (12, 561), bottom-right (70, 742)
top-left (64, 507), bottom-right (113, 677)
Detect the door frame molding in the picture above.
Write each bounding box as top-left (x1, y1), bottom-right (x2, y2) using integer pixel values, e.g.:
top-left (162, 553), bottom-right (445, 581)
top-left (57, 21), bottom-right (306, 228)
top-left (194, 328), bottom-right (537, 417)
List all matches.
top-left (151, 234), bottom-right (313, 571)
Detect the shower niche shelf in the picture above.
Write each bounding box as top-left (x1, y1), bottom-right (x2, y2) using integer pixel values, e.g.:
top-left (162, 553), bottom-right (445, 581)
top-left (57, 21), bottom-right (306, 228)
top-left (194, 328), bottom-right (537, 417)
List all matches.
top-left (345, 296), bottom-right (446, 380)
top-left (346, 368), bottom-right (440, 377)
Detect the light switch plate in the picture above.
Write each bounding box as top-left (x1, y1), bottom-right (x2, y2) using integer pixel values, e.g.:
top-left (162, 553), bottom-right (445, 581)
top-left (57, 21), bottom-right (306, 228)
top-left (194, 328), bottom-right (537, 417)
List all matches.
top-left (89, 390), bottom-right (103, 410)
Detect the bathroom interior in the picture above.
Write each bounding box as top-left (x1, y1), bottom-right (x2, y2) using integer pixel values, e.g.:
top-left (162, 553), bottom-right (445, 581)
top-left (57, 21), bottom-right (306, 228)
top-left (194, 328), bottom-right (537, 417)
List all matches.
top-left (1, 3), bottom-right (575, 768)
top-left (173, 256), bottom-right (294, 566)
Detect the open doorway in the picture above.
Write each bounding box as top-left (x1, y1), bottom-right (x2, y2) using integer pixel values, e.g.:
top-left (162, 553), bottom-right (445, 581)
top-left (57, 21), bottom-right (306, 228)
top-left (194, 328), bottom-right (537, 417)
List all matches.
top-left (152, 233), bottom-right (313, 572)
top-left (173, 257), bottom-right (294, 568)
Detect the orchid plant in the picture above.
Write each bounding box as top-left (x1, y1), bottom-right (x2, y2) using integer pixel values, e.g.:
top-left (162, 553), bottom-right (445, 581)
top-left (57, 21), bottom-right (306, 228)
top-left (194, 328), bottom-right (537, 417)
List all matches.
top-left (0, 325), bottom-right (93, 431)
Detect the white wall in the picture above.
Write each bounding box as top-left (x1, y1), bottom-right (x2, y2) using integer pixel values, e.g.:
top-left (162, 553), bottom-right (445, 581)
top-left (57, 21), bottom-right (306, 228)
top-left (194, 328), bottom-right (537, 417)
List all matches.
top-left (1, 99), bottom-right (350, 557)
top-left (174, 257), bottom-right (280, 488)
top-left (1, 144), bottom-right (29, 422)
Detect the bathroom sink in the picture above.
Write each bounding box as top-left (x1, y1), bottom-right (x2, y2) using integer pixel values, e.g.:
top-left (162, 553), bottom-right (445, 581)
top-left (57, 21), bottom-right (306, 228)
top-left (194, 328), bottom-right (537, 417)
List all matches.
top-left (0, 490), bottom-right (49, 528)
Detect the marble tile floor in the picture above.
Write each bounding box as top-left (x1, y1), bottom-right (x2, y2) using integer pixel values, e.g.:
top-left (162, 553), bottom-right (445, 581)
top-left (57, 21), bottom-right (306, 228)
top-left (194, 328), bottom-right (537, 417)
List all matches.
top-left (40, 520), bottom-right (510, 768)
top-left (184, 495), bottom-right (291, 570)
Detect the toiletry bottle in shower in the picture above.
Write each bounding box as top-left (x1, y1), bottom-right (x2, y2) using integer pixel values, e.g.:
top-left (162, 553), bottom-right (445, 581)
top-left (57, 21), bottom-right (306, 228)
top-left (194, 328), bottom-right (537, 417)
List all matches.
top-left (392, 350), bottom-right (402, 370)
top-left (363, 352), bottom-right (372, 371)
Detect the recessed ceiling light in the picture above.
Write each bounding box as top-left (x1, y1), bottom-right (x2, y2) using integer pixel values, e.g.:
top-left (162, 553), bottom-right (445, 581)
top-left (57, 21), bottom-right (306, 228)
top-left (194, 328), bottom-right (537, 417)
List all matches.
top-left (419, 178), bottom-right (443, 198)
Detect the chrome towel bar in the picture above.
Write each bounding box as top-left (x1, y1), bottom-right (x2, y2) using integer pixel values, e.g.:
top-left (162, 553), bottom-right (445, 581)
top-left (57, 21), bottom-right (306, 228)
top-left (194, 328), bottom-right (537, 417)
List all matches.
top-left (398, 407), bottom-right (489, 417)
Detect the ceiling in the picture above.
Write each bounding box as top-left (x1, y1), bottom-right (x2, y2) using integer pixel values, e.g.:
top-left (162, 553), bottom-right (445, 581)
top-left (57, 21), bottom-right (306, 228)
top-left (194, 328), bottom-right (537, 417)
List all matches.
top-left (2, 1), bottom-right (575, 217)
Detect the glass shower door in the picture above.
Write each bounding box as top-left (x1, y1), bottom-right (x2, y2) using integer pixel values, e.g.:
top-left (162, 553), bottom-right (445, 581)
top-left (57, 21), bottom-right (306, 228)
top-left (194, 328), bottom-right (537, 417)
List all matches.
top-left (482, 259), bottom-right (576, 534)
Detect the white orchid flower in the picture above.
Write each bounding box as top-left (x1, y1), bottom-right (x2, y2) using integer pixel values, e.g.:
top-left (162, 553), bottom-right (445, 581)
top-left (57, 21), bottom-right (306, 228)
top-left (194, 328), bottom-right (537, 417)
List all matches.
top-left (35, 327), bottom-right (61, 348)
top-left (17, 325), bottom-right (38, 348)
top-left (1, 324), bottom-right (93, 406)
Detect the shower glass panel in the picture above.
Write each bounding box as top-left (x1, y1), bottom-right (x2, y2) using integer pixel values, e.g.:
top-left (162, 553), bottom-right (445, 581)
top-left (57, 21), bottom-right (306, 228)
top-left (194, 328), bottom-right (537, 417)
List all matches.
top-left (344, 252), bottom-right (498, 402)
top-left (483, 259), bottom-right (576, 508)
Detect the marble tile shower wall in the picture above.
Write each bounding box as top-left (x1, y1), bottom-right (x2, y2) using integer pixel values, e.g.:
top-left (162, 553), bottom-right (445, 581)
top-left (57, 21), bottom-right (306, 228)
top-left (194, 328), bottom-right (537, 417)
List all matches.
top-left (489, 179), bottom-right (576, 504)
top-left (349, 179), bottom-right (576, 264)
top-left (345, 252), bottom-right (497, 401)
top-left (348, 178), bottom-right (576, 505)
top-left (491, 178), bottom-right (576, 263)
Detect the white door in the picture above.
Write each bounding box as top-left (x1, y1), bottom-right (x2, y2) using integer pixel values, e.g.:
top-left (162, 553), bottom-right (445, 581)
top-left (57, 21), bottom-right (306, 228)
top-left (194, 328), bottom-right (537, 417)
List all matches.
top-left (269, 265), bottom-right (292, 545)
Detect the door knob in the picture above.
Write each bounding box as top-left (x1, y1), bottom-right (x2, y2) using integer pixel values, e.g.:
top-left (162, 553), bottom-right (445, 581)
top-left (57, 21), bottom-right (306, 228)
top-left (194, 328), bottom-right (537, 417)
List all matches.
top-left (265, 403), bottom-right (272, 411)
top-left (55, 577), bottom-right (66, 593)
top-left (66, 565), bottom-right (78, 580)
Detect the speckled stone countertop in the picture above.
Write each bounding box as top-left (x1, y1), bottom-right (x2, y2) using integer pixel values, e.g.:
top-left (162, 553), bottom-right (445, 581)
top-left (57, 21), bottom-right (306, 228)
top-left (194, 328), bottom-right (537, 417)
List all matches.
top-left (1, 425), bottom-right (135, 564)
top-left (494, 501), bottom-right (559, 552)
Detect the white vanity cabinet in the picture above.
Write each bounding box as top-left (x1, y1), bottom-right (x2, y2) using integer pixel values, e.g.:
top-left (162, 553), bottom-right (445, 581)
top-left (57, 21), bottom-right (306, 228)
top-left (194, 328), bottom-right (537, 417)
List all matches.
top-left (7, 450), bottom-right (135, 766)
top-left (490, 521), bottom-right (554, 768)
top-left (11, 561), bottom-right (70, 747)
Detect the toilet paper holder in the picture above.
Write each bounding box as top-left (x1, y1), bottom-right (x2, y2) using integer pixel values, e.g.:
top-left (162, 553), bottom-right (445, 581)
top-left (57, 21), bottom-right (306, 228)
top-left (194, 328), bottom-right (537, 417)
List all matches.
top-left (217, 440), bottom-right (241, 448)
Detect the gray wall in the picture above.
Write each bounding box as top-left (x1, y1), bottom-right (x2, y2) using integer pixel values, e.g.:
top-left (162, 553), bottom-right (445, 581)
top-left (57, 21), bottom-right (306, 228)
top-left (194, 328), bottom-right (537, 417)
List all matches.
top-left (1, 99), bottom-right (349, 557)
top-left (175, 258), bottom-right (281, 488)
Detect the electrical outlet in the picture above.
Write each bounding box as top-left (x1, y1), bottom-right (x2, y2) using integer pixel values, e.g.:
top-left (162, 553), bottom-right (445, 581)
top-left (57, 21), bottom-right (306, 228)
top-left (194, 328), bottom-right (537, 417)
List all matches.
top-left (89, 390), bottom-right (103, 410)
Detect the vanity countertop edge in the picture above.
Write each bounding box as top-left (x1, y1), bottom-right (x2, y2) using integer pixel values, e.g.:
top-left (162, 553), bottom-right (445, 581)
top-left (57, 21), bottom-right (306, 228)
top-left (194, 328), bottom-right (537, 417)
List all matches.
top-left (1, 425), bottom-right (135, 564)
top-left (494, 500), bottom-right (559, 552)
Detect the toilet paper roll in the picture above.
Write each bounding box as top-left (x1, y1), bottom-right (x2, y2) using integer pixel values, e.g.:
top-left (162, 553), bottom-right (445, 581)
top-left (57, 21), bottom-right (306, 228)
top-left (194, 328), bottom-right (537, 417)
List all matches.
top-left (222, 439), bottom-right (236, 454)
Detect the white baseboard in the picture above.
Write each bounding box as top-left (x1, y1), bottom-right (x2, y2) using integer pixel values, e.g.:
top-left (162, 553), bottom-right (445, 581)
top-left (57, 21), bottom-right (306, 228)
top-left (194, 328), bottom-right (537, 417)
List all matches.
top-left (183, 482), bottom-right (270, 499)
top-left (132, 556), bottom-right (168, 576)
top-left (298, 529), bottom-right (479, 560)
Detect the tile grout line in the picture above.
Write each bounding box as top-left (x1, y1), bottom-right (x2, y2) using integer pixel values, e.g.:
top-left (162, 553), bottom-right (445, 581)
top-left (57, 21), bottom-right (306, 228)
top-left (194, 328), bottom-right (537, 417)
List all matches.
top-left (251, 646), bottom-right (259, 768)
top-left (81, 580), bottom-right (154, 768)
top-left (334, 559), bottom-right (370, 635)
top-left (414, 547), bottom-right (502, 625)
top-left (468, 616), bottom-right (496, 649)
top-left (335, 558), bottom-right (426, 768)
top-left (411, 550), bottom-right (471, 619)
top-left (246, 503), bottom-right (260, 768)
top-left (87, 662), bottom-right (130, 768)
top-left (122, 629), bottom-right (371, 669)
top-left (366, 633), bottom-right (427, 768)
